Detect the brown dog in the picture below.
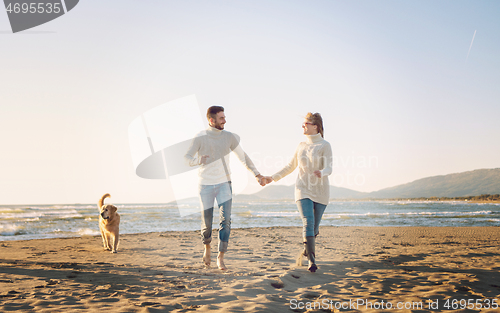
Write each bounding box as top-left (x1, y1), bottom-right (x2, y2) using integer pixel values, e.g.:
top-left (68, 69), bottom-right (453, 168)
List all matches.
top-left (98, 193), bottom-right (120, 253)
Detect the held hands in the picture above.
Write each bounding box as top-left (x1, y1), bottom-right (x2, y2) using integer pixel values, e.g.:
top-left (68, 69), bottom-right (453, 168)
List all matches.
top-left (264, 176), bottom-right (273, 184)
top-left (256, 175), bottom-right (274, 187)
top-left (256, 174), bottom-right (266, 186)
top-left (313, 170), bottom-right (322, 178)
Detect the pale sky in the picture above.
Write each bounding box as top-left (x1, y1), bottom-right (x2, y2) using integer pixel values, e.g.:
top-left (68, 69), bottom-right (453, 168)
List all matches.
top-left (1, 0), bottom-right (499, 204)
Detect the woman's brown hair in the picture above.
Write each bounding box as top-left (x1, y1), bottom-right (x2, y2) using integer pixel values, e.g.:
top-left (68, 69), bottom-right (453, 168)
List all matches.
top-left (305, 112), bottom-right (324, 138)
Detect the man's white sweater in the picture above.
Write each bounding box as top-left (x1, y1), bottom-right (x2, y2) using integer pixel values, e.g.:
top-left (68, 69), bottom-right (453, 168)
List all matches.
top-left (184, 126), bottom-right (260, 185)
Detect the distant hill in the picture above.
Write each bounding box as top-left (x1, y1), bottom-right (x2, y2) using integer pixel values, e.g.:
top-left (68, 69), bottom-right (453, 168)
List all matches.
top-left (331, 186), bottom-right (368, 199)
top-left (236, 168), bottom-right (500, 200)
top-left (368, 168), bottom-right (500, 198)
top-left (236, 184), bottom-right (367, 201)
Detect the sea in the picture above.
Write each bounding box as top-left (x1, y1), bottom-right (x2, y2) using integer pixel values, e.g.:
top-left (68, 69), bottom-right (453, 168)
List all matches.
top-left (1, 200), bottom-right (499, 241)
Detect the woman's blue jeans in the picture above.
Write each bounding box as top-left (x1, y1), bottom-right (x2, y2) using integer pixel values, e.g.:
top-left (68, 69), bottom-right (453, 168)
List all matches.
top-left (296, 198), bottom-right (327, 239)
top-left (199, 182), bottom-right (232, 252)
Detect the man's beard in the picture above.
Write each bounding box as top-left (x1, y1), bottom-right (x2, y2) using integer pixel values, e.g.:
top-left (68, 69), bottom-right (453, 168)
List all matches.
top-left (213, 122), bottom-right (224, 130)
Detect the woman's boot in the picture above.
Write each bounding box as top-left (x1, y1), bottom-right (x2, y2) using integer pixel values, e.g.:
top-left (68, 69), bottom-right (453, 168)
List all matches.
top-left (305, 236), bottom-right (317, 272)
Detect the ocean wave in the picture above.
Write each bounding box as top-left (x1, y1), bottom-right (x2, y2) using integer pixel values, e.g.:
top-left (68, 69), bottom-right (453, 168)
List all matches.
top-left (247, 210), bottom-right (497, 219)
top-left (117, 204), bottom-right (179, 209)
top-left (395, 210), bottom-right (493, 216)
top-left (323, 212), bottom-right (390, 218)
top-left (0, 208), bottom-right (27, 214)
top-left (0, 224), bottom-right (26, 236)
top-left (1, 209), bottom-right (84, 220)
top-left (321, 213), bottom-right (390, 220)
top-left (78, 228), bottom-right (100, 236)
top-left (52, 205), bottom-right (95, 209)
top-left (250, 211), bottom-right (299, 217)
top-left (382, 200), bottom-right (438, 205)
top-left (321, 210), bottom-right (496, 219)
top-left (0, 212), bottom-right (44, 219)
top-left (381, 200), bottom-right (475, 205)
top-left (247, 202), bottom-right (294, 206)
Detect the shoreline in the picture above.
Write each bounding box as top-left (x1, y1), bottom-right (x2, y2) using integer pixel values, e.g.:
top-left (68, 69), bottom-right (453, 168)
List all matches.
top-left (2, 223), bottom-right (499, 243)
top-left (2, 198), bottom-right (500, 206)
top-left (1, 226), bottom-right (499, 312)
top-left (329, 199), bottom-right (500, 204)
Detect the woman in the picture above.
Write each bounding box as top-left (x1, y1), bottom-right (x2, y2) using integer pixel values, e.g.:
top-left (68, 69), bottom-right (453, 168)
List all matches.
top-left (264, 112), bottom-right (332, 272)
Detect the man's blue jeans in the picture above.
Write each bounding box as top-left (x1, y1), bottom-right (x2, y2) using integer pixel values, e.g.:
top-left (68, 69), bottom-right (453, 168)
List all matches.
top-left (296, 198), bottom-right (327, 239)
top-left (199, 182), bottom-right (232, 252)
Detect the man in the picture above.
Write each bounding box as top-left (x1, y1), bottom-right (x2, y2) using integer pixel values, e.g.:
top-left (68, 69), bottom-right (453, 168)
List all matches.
top-left (184, 106), bottom-right (265, 270)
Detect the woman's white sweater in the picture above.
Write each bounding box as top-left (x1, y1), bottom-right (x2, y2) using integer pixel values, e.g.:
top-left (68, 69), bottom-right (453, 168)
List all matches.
top-left (272, 133), bottom-right (333, 205)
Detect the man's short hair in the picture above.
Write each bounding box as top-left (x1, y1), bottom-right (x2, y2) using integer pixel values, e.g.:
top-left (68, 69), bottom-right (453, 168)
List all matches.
top-left (207, 106), bottom-right (225, 121)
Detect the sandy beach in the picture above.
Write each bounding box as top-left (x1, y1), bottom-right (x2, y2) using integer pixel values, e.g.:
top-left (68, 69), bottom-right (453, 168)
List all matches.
top-left (1, 226), bottom-right (499, 312)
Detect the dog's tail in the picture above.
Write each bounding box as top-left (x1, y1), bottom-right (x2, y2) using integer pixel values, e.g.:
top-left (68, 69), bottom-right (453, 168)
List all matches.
top-left (99, 193), bottom-right (111, 209)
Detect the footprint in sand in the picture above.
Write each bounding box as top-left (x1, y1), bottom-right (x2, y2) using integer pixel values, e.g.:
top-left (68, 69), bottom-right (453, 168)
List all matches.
top-left (140, 301), bottom-right (161, 307)
top-left (270, 281), bottom-right (284, 289)
top-left (303, 292), bottom-right (320, 299)
top-left (89, 297), bottom-right (120, 303)
top-left (46, 279), bottom-right (59, 286)
top-left (6, 290), bottom-right (21, 296)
